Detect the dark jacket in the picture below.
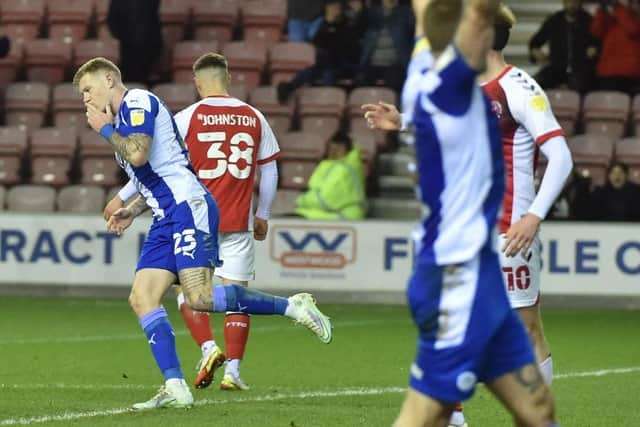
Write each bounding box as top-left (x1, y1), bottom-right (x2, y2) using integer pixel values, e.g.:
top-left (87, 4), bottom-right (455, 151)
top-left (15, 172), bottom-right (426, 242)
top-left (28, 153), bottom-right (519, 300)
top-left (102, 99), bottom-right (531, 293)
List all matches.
top-left (359, 3), bottom-right (414, 69)
top-left (529, 9), bottom-right (598, 73)
top-left (287, 0), bottom-right (325, 21)
top-left (591, 182), bottom-right (640, 221)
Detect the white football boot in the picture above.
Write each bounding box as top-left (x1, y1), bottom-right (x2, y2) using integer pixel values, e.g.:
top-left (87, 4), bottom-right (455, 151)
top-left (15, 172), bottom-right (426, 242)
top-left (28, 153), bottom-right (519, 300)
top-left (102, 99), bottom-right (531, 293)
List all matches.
top-left (132, 378), bottom-right (194, 410)
top-left (288, 293), bottom-right (333, 344)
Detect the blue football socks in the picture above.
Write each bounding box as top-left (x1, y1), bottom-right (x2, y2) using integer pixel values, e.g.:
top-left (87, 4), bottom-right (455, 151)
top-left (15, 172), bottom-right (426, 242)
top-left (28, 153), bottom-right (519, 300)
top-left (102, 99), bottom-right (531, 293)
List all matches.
top-left (213, 284), bottom-right (288, 315)
top-left (139, 307), bottom-right (183, 380)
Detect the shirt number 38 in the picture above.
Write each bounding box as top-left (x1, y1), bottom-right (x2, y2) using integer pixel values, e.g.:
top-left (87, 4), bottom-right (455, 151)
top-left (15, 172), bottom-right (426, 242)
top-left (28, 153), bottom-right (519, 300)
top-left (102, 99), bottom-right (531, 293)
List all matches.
top-left (196, 131), bottom-right (255, 180)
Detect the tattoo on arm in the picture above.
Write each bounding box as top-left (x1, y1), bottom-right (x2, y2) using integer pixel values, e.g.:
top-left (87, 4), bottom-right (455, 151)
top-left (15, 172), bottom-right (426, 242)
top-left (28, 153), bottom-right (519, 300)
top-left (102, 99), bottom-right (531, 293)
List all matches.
top-left (126, 195), bottom-right (149, 218)
top-left (513, 364), bottom-right (545, 394)
top-left (107, 132), bottom-right (151, 164)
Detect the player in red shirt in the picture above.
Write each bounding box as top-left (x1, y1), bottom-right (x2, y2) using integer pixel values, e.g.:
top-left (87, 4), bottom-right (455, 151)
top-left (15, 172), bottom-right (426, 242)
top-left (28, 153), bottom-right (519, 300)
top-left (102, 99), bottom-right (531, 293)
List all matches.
top-left (106, 53), bottom-right (282, 391)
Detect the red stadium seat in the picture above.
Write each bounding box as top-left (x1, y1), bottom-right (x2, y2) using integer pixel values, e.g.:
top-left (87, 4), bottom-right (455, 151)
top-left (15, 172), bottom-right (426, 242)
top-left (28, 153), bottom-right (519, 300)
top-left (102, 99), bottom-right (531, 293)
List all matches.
top-left (271, 188), bottom-right (301, 217)
top-left (159, 0), bottom-right (189, 47)
top-left (7, 184), bottom-right (56, 212)
top-left (350, 128), bottom-right (378, 164)
top-left (93, 0), bottom-right (111, 40)
top-left (47, 0), bottom-right (93, 44)
top-left (278, 160), bottom-right (316, 190)
top-left (0, 0), bottom-right (45, 41)
top-left (79, 130), bottom-right (121, 187)
top-left (249, 85), bottom-right (294, 133)
top-left (298, 86), bottom-right (346, 137)
top-left (615, 137), bottom-right (640, 164)
top-left (241, 0), bottom-right (286, 47)
top-left (347, 87), bottom-right (397, 117)
top-left (4, 82), bottom-right (50, 132)
top-left (73, 39), bottom-right (120, 69)
top-left (633, 95), bottom-right (640, 136)
top-left (0, 41), bottom-right (23, 87)
top-left (57, 184), bottom-right (106, 213)
top-left (265, 115), bottom-right (291, 136)
top-left (0, 126), bottom-right (28, 185)
top-left (52, 83), bottom-right (86, 129)
top-left (191, 0), bottom-right (239, 43)
top-left (29, 127), bottom-right (77, 186)
top-left (546, 88), bottom-right (581, 136)
top-left (268, 42), bottom-right (315, 85)
top-left (568, 135), bottom-right (615, 187)
top-left (278, 131), bottom-right (327, 161)
top-left (24, 39), bottom-right (72, 84)
top-left (151, 83), bottom-right (198, 113)
top-left (582, 91), bottom-right (630, 138)
top-left (222, 41), bottom-right (268, 91)
top-left (584, 121), bottom-right (626, 139)
top-left (0, 185), bottom-right (5, 209)
top-left (229, 83), bottom-right (248, 102)
top-left (171, 41), bottom-right (220, 82)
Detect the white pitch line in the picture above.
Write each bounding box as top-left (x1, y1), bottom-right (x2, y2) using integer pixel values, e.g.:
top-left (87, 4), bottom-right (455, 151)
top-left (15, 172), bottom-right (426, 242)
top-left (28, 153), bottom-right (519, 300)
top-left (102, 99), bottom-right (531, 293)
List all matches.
top-left (0, 320), bottom-right (393, 345)
top-left (0, 366), bottom-right (639, 425)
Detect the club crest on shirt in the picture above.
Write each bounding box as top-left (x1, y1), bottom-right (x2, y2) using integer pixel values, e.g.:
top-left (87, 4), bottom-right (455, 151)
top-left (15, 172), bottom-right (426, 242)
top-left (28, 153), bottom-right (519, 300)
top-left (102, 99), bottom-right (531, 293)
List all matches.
top-left (130, 109), bottom-right (145, 126)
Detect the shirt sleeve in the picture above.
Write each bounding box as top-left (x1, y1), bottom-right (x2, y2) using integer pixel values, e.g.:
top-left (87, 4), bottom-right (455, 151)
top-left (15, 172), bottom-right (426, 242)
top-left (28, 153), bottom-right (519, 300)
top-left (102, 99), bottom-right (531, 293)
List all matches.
top-left (117, 179), bottom-right (138, 201)
top-left (173, 106), bottom-right (193, 141)
top-left (509, 74), bottom-right (564, 146)
top-left (256, 160), bottom-right (278, 220)
top-left (117, 90), bottom-right (159, 137)
top-left (252, 107), bottom-right (281, 165)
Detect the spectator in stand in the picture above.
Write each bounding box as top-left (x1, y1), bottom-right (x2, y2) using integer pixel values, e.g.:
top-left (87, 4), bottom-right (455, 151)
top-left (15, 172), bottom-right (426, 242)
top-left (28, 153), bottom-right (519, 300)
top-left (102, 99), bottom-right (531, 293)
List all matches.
top-left (286, 0), bottom-right (326, 42)
top-left (546, 168), bottom-right (594, 220)
top-left (107, 0), bottom-right (163, 86)
top-left (528, 0), bottom-right (598, 93)
top-left (355, 0), bottom-right (414, 93)
top-left (294, 132), bottom-right (366, 220)
top-left (591, 0), bottom-right (640, 95)
top-left (591, 161), bottom-right (640, 221)
top-left (277, 0), bottom-right (366, 103)
top-left (0, 32), bottom-right (9, 58)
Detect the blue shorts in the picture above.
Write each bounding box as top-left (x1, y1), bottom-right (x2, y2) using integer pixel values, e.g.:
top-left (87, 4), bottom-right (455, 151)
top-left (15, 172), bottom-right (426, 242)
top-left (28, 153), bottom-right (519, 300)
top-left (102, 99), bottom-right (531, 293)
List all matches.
top-left (407, 248), bottom-right (535, 403)
top-left (137, 194), bottom-right (223, 274)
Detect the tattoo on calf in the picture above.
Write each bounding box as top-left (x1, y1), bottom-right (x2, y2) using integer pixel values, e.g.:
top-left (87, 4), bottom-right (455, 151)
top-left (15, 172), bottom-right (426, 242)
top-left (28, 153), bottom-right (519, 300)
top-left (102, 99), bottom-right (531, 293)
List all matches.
top-left (179, 268), bottom-right (212, 309)
top-left (514, 365), bottom-right (545, 394)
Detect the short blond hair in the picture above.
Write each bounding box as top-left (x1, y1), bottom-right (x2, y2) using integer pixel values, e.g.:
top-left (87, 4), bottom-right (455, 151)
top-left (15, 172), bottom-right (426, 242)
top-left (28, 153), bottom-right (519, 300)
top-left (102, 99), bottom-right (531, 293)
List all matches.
top-left (192, 53), bottom-right (229, 74)
top-left (496, 3), bottom-right (516, 28)
top-left (423, 0), bottom-right (462, 54)
top-left (72, 57), bottom-right (122, 85)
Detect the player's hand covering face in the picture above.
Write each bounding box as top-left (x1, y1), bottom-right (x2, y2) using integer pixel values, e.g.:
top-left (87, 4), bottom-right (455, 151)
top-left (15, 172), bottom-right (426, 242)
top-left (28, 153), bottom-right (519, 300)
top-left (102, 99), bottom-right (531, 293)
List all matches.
top-left (86, 103), bottom-right (114, 133)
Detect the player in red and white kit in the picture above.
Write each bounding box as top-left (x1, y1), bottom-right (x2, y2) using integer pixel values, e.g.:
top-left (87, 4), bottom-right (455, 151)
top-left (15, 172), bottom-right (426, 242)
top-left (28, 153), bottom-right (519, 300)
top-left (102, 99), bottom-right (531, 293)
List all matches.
top-left (106, 53), bottom-right (281, 391)
top-left (362, 4), bottom-right (572, 388)
top-left (479, 7), bottom-right (572, 384)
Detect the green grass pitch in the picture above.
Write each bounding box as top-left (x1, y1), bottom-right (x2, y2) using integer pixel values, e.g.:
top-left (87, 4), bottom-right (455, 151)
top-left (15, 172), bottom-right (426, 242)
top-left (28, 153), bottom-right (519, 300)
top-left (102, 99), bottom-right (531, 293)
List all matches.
top-left (1, 296), bottom-right (639, 426)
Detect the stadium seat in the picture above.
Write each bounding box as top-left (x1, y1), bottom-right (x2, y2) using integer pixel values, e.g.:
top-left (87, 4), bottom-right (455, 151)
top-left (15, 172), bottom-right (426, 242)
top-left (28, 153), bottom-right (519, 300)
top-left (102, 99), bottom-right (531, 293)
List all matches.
top-left (159, 0), bottom-right (189, 47)
top-left (298, 86), bottom-right (346, 137)
top-left (241, 0), bottom-right (286, 47)
top-left (347, 87), bottom-right (397, 118)
top-left (278, 160), bottom-right (316, 190)
top-left (268, 42), bottom-right (315, 85)
top-left (93, 0), bottom-right (111, 39)
top-left (191, 0), bottom-right (239, 43)
top-left (47, 0), bottom-right (93, 44)
top-left (6, 184), bottom-right (56, 212)
top-left (615, 137), bottom-right (640, 163)
top-left (57, 184), bottom-right (106, 213)
top-left (152, 83), bottom-right (198, 113)
top-left (222, 41), bottom-right (268, 91)
top-left (568, 135), bottom-right (615, 187)
top-left (229, 83), bottom-right (248, 102)
top-left (0, 127), bottom-right (28, 185)
top-left (29, 127), bottom-right (77, 186)
top-left (24, 39), bottom-right (72, 84)
top-left (73, 39), bottom-right (120, 69)
top-left (79, 129), bottom-right (122, 187)
top-left (4, 82), bottom-right (50, 132)
top-left (633, 95), bottom-right (640, 136)
top-left (265, 115), bottom-right (290, 136)
top-left (171, 41), bottom-right (220, 82)
top-left (368, 197), bottom-right (422, 220)
top-left (278, 131), bottom-right (327, 161)
top-left (350, 128), bottom-right (378, 164)
top-left (249, 85), bottom-right (294, 133)
top-left (271, 188), bottom-right (301, 217)
top-left (546, 88), bottom-right (581, 136)
top-left (0, 0), bottom-right (45, 41)
top-left (582, 91), bottom-right (630, 138)
top-left (0, 185), bottom-right (5, 209)
top-left (584, 121), bottom-right (626, 139)
top-left (0, 41), bottom-right (23, 88)
top-left (52, 83), bottom-right (85, 129)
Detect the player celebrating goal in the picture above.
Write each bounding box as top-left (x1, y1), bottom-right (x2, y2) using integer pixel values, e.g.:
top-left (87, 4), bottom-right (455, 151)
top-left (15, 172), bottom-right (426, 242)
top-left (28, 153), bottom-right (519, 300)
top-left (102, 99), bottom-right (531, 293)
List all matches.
top-left (363, 4), bottom-right (572, 389)
top-left (76, 57), bottom-right (332, 410)
top-left (108, 53), bottom-right (281, 391)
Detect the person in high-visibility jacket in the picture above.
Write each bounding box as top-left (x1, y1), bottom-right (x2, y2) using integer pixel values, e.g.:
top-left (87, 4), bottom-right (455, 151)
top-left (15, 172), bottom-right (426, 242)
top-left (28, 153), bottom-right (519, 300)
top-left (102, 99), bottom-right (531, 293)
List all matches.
top-left (295, 133), bottom-right (366, 220)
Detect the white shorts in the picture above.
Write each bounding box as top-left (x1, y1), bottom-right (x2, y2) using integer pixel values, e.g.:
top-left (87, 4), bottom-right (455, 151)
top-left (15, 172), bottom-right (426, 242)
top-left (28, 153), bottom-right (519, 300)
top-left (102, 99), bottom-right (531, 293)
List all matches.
top-left (215, 232), bottom-right (255, 282)
top-left (498, 234), bottom-right (542, 309)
